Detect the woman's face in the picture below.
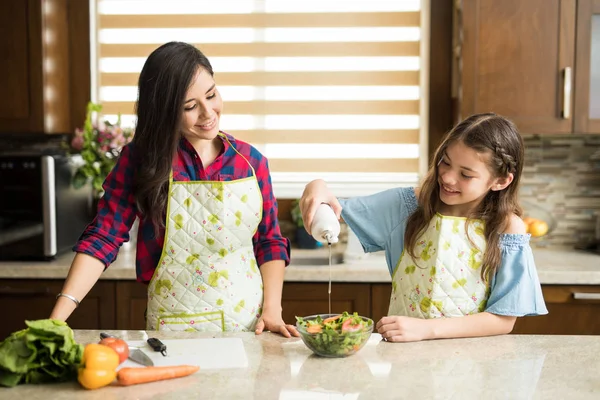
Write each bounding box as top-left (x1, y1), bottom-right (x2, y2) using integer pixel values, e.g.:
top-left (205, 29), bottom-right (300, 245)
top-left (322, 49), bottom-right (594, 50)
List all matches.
top-left (180, 68), bottom-right (223, 143)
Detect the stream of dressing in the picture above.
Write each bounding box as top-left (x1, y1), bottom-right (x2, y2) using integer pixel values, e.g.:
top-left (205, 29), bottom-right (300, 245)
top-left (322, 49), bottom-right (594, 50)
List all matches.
top-left (328, 243), bottom-right (332, 315)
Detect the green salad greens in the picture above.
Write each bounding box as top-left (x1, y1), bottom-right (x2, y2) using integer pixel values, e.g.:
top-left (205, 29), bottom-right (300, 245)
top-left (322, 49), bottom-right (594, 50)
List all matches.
top-left (296, 312), bottom-right (373, 357)
top-left (0, 319), bottom-right (83, 387)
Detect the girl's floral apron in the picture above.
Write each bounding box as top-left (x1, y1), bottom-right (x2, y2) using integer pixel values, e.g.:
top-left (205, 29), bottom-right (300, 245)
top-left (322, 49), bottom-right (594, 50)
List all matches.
top-left (388, 214), bottom-right (490, 318)
top-left (146, 135), bottom-right (263, 332)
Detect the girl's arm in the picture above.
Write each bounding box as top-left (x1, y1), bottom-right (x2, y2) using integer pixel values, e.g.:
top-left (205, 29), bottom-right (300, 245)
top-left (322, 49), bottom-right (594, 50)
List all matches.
top-left (430, 312), bottom-right (517, 338)
top-left (376, 312), bottom-right (516, 342)
top-left (300, 179), bottom-right (342, 235)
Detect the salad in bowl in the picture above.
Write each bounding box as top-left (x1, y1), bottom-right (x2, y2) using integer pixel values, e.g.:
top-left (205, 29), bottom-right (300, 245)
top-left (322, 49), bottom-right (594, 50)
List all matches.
top-left (295, 312), bottom-right (374, 357)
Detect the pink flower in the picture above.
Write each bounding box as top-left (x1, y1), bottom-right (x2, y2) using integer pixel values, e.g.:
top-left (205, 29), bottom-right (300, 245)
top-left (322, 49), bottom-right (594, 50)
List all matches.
top-left (70, 135), bottom-right (84, 151)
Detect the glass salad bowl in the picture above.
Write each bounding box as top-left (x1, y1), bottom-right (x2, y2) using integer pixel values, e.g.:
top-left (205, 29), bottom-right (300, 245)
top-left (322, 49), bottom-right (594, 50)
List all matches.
top-left (295, 312), bottom-right (373, 358)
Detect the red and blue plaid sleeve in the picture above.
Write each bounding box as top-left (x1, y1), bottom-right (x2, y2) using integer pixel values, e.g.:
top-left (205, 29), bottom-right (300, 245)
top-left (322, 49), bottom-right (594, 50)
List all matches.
top-left (73, 143), bottom-right (138, 267)
top-left (250, 151), bottom-right (291, 267)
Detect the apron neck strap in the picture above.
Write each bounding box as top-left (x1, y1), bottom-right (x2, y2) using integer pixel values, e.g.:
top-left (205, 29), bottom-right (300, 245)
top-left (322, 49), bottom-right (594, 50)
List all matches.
top-left (219, 132), bottom-right (256, 178)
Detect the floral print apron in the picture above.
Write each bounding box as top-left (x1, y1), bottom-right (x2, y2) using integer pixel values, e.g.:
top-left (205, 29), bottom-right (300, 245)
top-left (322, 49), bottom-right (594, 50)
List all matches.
top-left (388, 214), bottom-right (490, 318)
top-left (146, 135), bottom-right (264, 332)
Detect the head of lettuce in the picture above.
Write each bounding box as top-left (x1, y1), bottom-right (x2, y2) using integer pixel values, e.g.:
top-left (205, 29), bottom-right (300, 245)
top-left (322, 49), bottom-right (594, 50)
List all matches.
top-left (0, 319), bottom-right (83, 387)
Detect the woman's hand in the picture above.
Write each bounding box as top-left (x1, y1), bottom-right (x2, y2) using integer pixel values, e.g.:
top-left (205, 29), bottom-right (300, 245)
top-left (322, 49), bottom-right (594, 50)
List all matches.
top-left (255, 308), bottom-right (300, 338)
top-left (376, 316), bottom-right (433, 343)
top-left (299, 179), bottom-right (342, 235)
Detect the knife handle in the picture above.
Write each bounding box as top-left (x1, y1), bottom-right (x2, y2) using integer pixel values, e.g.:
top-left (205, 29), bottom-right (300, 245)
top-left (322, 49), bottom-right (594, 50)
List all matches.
top-left (100, 332), bottom-right (115, 339)
top-left (147, 337), bottom-right (167, 356)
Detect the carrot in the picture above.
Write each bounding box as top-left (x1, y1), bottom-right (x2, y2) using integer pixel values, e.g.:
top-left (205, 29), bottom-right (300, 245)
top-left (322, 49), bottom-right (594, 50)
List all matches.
top-left (117, 365), bottom-right (199, 386)
top-left (323, 315), bottom-right (342, 324)
top-left (306, 325), bottom-right (322, 334)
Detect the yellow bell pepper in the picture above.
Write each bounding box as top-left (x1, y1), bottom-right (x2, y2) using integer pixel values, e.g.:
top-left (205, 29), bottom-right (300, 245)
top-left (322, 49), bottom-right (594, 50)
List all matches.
top-left (78, 343), bottom-right (120, 390)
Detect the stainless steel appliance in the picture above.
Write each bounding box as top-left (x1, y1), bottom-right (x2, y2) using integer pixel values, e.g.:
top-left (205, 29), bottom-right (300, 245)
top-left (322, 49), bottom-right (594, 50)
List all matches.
top-left (0, 149), bottom-right (93, 260)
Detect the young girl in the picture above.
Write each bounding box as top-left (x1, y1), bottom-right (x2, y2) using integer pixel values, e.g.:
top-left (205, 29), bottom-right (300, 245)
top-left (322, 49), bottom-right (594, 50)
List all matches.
top-left (300, 113), bottom-right (547, 342)
top-left (50, 42), bottom-right (299, 337)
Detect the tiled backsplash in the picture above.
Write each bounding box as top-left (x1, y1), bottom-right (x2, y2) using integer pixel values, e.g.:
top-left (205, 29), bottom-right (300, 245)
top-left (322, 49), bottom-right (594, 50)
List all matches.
top-left (280, 135), bottom-right (600, 250)
top-left (521, 135), bottom-right (600, 248)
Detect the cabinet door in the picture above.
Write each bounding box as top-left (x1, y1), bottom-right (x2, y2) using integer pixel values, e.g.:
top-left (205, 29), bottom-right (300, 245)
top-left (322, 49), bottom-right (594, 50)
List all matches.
top-left (371, 283), bottom-right (392, 322)
top-left (0, 0), bottom-right (82, 133)
top-left (115, 281), bottom-right (148, 330)
top-left (460, 0), bottom-right (576, 133)
top-left (512, 285), bottom-right (600, 335)
top-left (281, 283), bottom-right (370, 324)
top-left (574, 0), bottom-right (600, 133)
top-left (0, 280), bottom-right (116, 340)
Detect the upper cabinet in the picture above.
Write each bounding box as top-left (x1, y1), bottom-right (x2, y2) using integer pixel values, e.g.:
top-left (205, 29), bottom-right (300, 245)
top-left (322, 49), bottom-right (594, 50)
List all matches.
top-left (574, 0), bottom-right (600, 133)
top-left (457, 0), bottom-right (600, 135)
top-left (0, 0), bottom-right (89, 134)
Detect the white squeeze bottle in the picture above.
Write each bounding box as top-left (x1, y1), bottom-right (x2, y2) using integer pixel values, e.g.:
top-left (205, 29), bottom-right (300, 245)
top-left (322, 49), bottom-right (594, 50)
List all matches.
top-left (311, 203), bottom-right (341, 244)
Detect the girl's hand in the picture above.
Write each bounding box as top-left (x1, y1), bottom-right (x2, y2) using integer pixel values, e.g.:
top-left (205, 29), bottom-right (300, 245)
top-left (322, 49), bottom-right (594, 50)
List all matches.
top-left (376, 316), bottom-right (433, 342)
top-left (255, 308), bottom-right (300, 338)
top-left (299, 179), bottom-right (342, 235)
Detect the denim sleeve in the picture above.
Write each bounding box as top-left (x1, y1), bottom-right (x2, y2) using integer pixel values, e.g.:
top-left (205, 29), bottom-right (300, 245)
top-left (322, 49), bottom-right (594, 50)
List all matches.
top-left (339, 187), bottom-right (417, 254)
top-left (485, 234), bottom-right (548, 317)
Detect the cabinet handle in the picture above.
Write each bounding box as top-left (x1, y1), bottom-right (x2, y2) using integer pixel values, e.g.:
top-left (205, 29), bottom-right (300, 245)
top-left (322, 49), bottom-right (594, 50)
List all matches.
top-left (562, 67), bottom-right (572, 119)
top-left (0, 286), bottom-right (52, 296)
top-left (573, 292), bottom-right (600, 300)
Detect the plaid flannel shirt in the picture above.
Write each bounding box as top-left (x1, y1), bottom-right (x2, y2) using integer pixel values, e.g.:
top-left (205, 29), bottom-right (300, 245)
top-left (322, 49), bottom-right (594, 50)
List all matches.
top-left (73, 132), bottom-right (290, 283)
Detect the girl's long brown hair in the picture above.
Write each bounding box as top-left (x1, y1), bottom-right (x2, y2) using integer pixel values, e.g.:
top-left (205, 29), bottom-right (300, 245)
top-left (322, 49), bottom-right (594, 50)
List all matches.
top-left (404, 113), bottom-right (524, 281)
top-left (131, 42), bottom-right (214, 234)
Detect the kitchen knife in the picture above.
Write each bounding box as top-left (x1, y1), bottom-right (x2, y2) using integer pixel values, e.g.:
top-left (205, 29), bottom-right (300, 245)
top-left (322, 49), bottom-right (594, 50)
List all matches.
top-left (99, 332), bottom-right (154, 367)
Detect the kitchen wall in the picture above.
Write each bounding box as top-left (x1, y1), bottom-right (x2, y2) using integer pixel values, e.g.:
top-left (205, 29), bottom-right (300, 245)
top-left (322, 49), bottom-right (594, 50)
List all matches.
top-left (521, 134), bottom-right (600, 248)
top-left (280, 135), bottom-right (600, 250)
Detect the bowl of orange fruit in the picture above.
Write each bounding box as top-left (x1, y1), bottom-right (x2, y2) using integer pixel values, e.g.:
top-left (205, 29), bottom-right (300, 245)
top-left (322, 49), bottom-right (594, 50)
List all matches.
top-left (521, 201), bottom-right (557, 238)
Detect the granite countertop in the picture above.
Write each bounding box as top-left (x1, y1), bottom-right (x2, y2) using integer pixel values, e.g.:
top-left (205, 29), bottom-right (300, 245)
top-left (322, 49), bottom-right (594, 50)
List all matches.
top-left (1, 245), bottom-right (600, 285)
top-left (6, 330), bottom-right (600, 399)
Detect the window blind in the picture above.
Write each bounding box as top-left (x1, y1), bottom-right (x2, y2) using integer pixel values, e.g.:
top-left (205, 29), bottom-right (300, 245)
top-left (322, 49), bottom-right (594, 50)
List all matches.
top-left (93, 0), bottom-right (429, 197)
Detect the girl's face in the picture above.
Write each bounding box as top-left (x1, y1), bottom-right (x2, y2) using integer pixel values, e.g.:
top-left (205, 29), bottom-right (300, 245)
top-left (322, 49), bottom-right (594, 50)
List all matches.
top-left (437, 140), bottom-right (511, 215)
top-left (180, 68), bottom-right (223, 143)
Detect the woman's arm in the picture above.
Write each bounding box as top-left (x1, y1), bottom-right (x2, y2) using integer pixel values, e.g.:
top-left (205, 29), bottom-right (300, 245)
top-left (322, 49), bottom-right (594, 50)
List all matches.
top-left (254, 260), bottom-right (299, 337)
top-left (49, 253), bottom-right (106, 321)
top-left (50, 144), bottom-right (138, 320)
top-left (249, 152), bottom-right (298, 336)
top-left (376, 313), bottom-right (516, 342)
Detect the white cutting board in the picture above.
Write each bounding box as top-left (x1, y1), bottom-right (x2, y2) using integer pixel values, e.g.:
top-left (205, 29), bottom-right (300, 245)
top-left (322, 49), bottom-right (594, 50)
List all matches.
top-left (120, 338), bottom-right (248, 370)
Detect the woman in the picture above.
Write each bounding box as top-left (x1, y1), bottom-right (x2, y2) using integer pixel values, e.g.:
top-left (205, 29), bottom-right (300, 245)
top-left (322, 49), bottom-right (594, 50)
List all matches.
top-left (50, 42), bottom-right (298, 337)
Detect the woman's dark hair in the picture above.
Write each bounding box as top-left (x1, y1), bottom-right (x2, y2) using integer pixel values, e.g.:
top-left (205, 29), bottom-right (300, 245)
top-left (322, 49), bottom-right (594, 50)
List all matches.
top-left (132, 42), bottom-right (214, 233)
top-left (404, 113), bottom-right (524, 281)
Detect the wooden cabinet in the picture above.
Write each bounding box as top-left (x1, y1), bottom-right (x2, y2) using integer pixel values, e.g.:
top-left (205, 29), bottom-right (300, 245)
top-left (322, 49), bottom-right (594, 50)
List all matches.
top-left (2, 279), bottom-right (598, 338)
top-left (458, 0), bottom-right (600, 134)
top-left (574, 0), bottom-right (600, 133)
top-left (513, 285), bottom-right (600, 335)
top-left (0, 0), bottom-right (69, 133)
top-left (0, 279), bottom-right (116, 340)
top-left (0, 0), bottom-right (90, 134)
top-left (281, 283), bottom-right (371, 323)
top-left (115, 281), bottom-right (148, 331)
top-left (459, 0), bottom-right (576, 133)
top-left (371, 283), bottom-right (392, 323)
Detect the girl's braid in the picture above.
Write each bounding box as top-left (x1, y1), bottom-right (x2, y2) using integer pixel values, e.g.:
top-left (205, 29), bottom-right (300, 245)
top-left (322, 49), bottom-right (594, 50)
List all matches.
top-left (494, 145), bottom-right (516, 174)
